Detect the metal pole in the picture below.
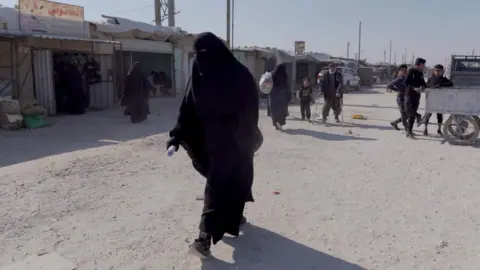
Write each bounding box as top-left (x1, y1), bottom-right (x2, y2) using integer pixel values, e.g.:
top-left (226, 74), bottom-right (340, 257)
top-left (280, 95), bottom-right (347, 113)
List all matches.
top-left (383, 50), bottom-right (386, 63)
top-left (473, 49), bottom-right (475, 55)
top-left (226, 0), bottom-right (231, 49)
top-left (357, 21), bottom-right (361, 67)
top-left (389, 40), bottom-right (392, 65)
top-left (167, 0), bottom-right (175, 27)
top-left (404, 48), bottom-right (407, 64)
top-left (394, 52), bottom-right (396, 65)
top-left (347, 41), bottom-right (350, 59)
top-left (231, 0), bottom-right (234, 49)
top-left (154, 0), bottom-right (161, 26)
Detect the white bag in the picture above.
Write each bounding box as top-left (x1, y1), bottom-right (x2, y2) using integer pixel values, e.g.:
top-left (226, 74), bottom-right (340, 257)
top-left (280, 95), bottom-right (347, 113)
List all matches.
top-left (259, 72), bottom-right (273, 94)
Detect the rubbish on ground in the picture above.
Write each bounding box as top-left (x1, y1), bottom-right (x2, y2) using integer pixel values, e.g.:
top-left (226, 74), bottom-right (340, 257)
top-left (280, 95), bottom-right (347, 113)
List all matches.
top-left (352, 114), bottom-right (367, 120)
top-left (272, 190), bottom-right (280, 195)
top-left (24, 115), bottom-right (50, 129)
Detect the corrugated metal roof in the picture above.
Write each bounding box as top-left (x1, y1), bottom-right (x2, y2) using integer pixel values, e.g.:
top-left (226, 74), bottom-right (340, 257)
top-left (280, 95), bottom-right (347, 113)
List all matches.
top-left (0, 30), bottom-right (120, 44)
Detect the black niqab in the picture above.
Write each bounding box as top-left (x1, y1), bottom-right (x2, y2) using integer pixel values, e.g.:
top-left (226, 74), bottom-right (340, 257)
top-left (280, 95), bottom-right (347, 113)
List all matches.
top-left (170, 32), bottom-right (259, 244)
top-left (271, 63), bottom-right (288, 89)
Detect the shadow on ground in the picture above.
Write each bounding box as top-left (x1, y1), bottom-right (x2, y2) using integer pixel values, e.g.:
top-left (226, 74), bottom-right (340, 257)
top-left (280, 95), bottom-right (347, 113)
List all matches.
top-left (312, 121), bottom-right (395, 131)
top-left (201, 224), bottom-right (365, 270)
top-left (341, 103), bottom-right (399, 110)
top-left (0, 98), bottom-right (181, 168)
top-left (282, 128), bottom-right (376, 141)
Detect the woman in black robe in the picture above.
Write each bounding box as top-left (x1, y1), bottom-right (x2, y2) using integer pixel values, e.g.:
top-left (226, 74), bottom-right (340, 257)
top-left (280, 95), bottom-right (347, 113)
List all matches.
top-left (167, 32), bottom-right (260, 258)
top-left (64, 63), bottom-right (86, 115)
top-left (268, 63), bottom-right (290, 130)
top-left (122, 62), bottom-right (150, 123)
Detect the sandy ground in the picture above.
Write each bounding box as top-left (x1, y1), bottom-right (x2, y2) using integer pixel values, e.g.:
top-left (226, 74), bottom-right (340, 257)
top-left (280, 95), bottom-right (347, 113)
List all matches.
top-left (1, 88), bottom-right (480, 270)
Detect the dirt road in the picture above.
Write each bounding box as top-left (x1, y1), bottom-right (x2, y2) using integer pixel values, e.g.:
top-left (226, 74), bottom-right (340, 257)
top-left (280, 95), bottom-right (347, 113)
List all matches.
top-left (1, 89), bottom-right (480, 269)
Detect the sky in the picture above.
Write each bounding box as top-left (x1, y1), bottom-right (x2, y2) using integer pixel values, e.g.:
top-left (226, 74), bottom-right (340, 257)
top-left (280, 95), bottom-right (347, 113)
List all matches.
top-left (3, 0), bottom-right (480, 65)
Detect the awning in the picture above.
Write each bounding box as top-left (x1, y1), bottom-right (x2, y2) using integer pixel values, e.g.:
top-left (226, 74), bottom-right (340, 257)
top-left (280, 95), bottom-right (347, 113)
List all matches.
top-left (0, 30), bottom-right (120, 44)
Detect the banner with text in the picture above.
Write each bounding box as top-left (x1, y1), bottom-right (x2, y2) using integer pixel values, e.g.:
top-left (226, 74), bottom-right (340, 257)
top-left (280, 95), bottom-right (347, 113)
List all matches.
top-left (19, 0), bottom-right (86, 37)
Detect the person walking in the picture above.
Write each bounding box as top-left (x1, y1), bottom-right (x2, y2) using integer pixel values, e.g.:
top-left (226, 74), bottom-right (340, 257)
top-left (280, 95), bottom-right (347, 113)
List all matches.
top-left (268, 64), bottom-right (290, 130)
top-left (387, 64), bottom-right (408, 131)
top-left (421, 64), bottom-right (453, 135)
top-left (298, 78), bottom-right (314, 121)
top-left (403, 58), bottom-right (427, 139)
top-left (320, 63), bottom-right (343, 123)
top-left (122, 62), bottom-right (150, 123)
top-left (167, 32), bottom-right (260, 258)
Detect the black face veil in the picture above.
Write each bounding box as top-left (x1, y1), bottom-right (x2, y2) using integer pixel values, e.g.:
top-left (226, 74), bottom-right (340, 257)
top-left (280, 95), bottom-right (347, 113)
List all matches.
top-left (193, 32), bottom-right (236, 77)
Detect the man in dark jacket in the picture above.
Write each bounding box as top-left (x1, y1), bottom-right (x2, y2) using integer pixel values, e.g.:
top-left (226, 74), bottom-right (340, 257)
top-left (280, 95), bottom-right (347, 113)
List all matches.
top-left (320, 63), bottom-right (343, 123)
top-left (420, 64), bottom-right (454, 135)
top-left (387, 64), bottom-right (409, 131)
top-left (403, 58), bottom-right (427, 138)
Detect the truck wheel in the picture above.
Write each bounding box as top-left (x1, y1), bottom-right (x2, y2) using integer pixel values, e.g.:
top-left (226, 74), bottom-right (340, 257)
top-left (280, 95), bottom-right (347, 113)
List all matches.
top-left (443, 115), bottom-right (479, 145)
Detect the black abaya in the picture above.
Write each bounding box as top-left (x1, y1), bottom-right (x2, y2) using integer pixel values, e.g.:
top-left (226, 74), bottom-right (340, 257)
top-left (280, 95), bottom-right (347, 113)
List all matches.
top-left (269, 64), bottom-right (290, 126)
top-left (123, 62), bottom-right (149, 123)
top-left (169, 32), bottom-right (259, 244)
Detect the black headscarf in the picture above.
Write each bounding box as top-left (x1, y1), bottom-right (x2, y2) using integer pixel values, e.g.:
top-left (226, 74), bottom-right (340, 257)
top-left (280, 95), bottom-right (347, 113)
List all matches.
top-left (124, 62), bottom-right (147, 103)
top-left (271, 63), bottom-right (288, 88)
top-left (191, 32), bottom-right (255, 117)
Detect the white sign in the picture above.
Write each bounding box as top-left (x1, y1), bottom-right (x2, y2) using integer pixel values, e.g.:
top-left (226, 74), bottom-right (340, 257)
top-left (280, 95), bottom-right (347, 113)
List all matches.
top-left (294, 41), bottom-right (305, 55)
top-left (18, 0), bottom-right (86, 37)
top-left (426, 88), bottom-right (480, 115)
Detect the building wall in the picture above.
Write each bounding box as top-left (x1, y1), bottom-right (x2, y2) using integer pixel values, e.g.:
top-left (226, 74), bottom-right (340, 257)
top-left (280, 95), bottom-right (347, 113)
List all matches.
top-left (0, 40), bottom-right (13, 96)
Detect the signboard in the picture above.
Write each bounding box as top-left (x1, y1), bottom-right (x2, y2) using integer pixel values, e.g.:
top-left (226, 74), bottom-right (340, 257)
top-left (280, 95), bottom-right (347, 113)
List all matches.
top-left (18, 0), bottom-right (86, 37)
top-left (294, 41), bottom-right (305, 55)
top-left (425, 88), bottom-right (480, 115)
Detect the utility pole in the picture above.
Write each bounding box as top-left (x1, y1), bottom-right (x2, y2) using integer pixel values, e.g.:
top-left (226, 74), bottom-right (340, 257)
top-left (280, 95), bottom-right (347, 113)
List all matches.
top-left (404, 48), bottom-right (407, 64)
top-left (347, 41), bottom-right (350, 59)
top-left (383, 50), bottom-right (386, 63)
top-left (167, 0), bottom-right (175, 26)
top-left (226, 0), bottom-right (231, 49)
top-left (389, 40), bottom-right (392, 65)
top-left (473, 49), bottom-right (475, 55)
top-left (231, 0), bottom-right (235, 49)
top-left (401, 54), bottom-right (404, 64)
top-left (411, 53), bottom-right (414, 65)
top-left (154, 0), bottom-right (161, 25)
top-left (394, 52), bottom-right (396, 65)
top-left (357, 21), bottom-right (362, 67)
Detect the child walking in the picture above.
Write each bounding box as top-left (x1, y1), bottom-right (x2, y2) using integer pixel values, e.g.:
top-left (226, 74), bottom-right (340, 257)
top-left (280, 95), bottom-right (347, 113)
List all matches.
top-left (298, 78), bottom-right (314, 121)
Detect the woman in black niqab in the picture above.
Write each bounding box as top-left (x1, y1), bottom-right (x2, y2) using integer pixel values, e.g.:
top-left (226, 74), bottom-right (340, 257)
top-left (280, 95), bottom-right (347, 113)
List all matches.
top-left (269, 63), bottom-right (290, 129)
top-left (167, 32), bottom-right (261, 258)
top-left (122, 62), bottom-right (150, 123)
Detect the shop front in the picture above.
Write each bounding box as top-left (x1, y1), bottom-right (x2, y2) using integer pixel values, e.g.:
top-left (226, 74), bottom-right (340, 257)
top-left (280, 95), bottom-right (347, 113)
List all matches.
top-left (115, 39), bottom-right (175, 98)
top-left (26, 35), bottom-right (120, 115)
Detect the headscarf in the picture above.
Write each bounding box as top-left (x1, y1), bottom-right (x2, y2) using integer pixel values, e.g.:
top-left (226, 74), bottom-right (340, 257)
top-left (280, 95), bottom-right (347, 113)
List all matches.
top-left (190, 32), bottom-right (256, 117)
top-left (124, 62), bottom-right (146, 102)
top-left (271, 64), bottom-right (288, 88)
top-left (193, 32), bottom-right (237, 77)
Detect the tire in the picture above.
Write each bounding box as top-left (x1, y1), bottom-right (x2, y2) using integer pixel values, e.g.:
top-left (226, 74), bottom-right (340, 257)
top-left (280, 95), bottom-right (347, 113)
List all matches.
top-left (442, 115), bottom-right (479, 145)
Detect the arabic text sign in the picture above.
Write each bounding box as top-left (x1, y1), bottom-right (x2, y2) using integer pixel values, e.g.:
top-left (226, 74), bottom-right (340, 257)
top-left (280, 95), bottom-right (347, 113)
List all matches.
top-left (19, 0), bottom-right (84, 21)
top-left (19, 0), bottom-right (85, 36)
top-left (294, 41), bottom-right (305, 55)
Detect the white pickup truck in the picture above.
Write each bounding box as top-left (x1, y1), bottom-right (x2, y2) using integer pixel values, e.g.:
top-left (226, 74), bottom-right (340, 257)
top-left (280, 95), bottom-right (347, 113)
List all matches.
top-left (317, 67), bottom-right (361, 90)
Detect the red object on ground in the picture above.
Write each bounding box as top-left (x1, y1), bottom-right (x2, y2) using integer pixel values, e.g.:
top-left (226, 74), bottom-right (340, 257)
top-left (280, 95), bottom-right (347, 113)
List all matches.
top-left (272, 190), bottom-right (280, 195)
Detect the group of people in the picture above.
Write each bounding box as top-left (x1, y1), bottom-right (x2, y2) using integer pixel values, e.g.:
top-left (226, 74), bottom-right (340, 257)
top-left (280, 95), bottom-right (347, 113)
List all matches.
top-left (267, 62), bottom-right (345, 129)
top-left (387, 58), bottom-right (453, 138)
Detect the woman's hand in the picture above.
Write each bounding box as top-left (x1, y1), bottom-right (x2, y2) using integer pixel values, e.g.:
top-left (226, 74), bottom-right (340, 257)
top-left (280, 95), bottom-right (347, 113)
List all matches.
top-left (166, 137), bottom-right (180, 152)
